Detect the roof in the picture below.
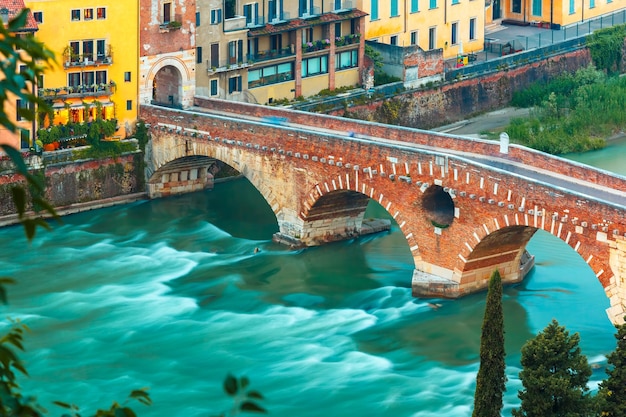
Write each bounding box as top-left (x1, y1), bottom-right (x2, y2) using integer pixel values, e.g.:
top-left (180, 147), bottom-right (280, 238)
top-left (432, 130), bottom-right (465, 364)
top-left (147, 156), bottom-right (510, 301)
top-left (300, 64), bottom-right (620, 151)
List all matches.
top-left (0, 0), bottom-right (38, 32)
top-left (248, 9), bottom-right (368, 37)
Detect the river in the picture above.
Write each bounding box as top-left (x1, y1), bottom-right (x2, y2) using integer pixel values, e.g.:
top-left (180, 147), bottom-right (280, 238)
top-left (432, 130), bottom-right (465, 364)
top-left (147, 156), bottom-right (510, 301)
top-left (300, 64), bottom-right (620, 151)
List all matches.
top-left (1, 138), bottom-right (624, 416)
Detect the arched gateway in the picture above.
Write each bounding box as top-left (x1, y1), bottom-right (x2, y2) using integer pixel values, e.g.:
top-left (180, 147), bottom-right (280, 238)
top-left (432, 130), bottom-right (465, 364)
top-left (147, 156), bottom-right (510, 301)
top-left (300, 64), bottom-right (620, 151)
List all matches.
top-left (141, 103), bottom-right (626, 325)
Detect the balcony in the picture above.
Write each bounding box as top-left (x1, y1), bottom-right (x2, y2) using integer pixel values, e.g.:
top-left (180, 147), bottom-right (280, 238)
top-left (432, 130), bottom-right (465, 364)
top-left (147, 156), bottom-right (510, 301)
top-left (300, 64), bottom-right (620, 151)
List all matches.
top-left (299, 6), bottom-right (321, 19)
top-left (248, 46), bottom-right (295, 63)
top-left (207, 61), bottom-right (252, 75)
top-left (330, 0), bottom-right (354, 12)
top-left (224, 15), bottom-right (247, 32)
top-left (39, 82), bottom-right (116, 100)
top-left (268, 10), bottom-right (290, 24)
top-left (64, 55), bottom-right (113, 69)
top-left (159, 14), bottom-right (183, 32)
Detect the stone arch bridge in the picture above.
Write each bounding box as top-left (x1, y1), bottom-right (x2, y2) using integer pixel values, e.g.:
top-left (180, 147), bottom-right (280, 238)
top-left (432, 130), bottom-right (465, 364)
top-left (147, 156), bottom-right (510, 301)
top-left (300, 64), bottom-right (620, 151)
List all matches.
top-left (140, 101), bottom-right (626, 324)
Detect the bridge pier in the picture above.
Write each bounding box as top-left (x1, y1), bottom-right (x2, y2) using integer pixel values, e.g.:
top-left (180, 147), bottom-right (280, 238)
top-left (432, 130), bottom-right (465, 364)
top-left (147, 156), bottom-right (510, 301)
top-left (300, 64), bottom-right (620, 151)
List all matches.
top-left (607, 237), bottom-right (626, 325)
top-left (411, 249), bottom-right (535, 298)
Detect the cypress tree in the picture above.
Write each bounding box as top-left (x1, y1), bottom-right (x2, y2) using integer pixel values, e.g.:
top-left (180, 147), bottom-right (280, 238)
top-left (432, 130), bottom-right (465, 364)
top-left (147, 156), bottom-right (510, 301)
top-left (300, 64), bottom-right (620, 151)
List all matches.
top-left (512, 319), bottom-right (592, 417)
top-left (598, 316), bottom-right (626, 417)
top-left (472, 269), bottom-right (506, 417)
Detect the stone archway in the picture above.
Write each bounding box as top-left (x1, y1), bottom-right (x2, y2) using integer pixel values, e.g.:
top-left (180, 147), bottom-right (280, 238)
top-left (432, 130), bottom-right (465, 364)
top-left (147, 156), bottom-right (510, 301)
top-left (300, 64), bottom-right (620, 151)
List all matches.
top-left (152, 65), bottom-right (183, 108)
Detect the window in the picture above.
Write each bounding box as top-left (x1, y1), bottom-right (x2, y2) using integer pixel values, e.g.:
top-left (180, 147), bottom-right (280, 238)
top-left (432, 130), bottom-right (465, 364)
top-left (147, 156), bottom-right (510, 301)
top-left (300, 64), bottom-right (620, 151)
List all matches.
top-left (126, 100), bottom-right (133, 111)
top-left (225, 0), bottom-right (236, 18)
top-left (589, 0), bottom-right (595, 8)
top-left (84, 8), bottom-right (93, 20)
top-left (410, 30), bottom-right (418, 45)
top-left (429, 0), bottom-right (437, 8)
top-left (335, 50), bottom-right (358, 70)
top-left (67, 73), bottom-right (80, 87)
top-left (196, 11), bottom-right (200, 26)
top-left (211, 9), bottom-right (222, 24)
top-left (391, 0), bottom-right (399, 16)
top-left (163, 2), bottom-right (172, 24)
top-left (335, 22), bottom-right (342, 38)
top-left (95, 70), bottom-right (107, 84)
top-left (533, 0), bottom-right (542, 15)
top-left (210, 43), bottom-right (219, 68)
top-left (69, 41), bottom-right (80, 62)
top-left (451, 22), bottom-right (458, 45)
top-left (469, 18), bottom-right (476, 40)
top-left (97, 40), bottom-right (106, 61)
top-left (299, 0), bottom-right (313, 16)
top-left (452, 0), bottom-right (459, 4)
top-left (371, 0), bottom-right (379, 20)
top-left (512, 0), bottom-right (521, 13)
top-left (228, 40), bottom-right (243, 65)
top-left (196, 46), bottom-right (202, 64)
top-left (228, 76), bottom-right (242, 93)
top-left (270, 34), bottom-right (282, 51)
top-left (210, 79), bottom-right (218, 96)
top-left (83, 40), bottom-right (94, 62)
top-left (428, 27), bottom-right (436, 50)
top-left (16, 99), bottom-right (28, 121)
top-left (411, 0), bottom-right (419, 12)
top-left (390, 35), bottom-right (398, 45)
top-left (83, 71), bottom-right (95, 87)
top-left (33, 11), bottom-right (43, 23)
top-left (269, 0), bottom-right (284, 21)
top-left (302, 55), bottom-right (328, 77)
top-left (248, 62), bottom-right (293, 88)
top-left (71, 9), bottom-right (80, 21)
top-left (124, 72), bottom-right (131, 82)
top-left (244, 3), bottom-right (259, 25)
top-left (68, 71), bottom-right (108, 88)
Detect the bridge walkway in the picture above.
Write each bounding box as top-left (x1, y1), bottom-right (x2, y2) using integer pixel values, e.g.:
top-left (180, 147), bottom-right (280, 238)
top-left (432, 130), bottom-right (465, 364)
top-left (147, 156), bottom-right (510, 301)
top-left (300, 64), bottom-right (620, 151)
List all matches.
top-left (186, 106), bottom-right (626, 210)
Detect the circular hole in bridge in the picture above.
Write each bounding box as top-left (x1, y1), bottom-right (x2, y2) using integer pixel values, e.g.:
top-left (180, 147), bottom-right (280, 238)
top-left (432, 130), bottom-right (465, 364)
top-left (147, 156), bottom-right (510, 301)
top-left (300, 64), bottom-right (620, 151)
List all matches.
top-left (421, 185), bottom-right (455, 228)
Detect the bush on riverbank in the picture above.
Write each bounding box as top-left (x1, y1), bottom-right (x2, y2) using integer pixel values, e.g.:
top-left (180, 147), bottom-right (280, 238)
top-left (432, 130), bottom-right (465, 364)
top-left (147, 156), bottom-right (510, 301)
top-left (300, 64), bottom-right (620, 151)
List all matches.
top-left (507, 66), bottom-right (626, 154)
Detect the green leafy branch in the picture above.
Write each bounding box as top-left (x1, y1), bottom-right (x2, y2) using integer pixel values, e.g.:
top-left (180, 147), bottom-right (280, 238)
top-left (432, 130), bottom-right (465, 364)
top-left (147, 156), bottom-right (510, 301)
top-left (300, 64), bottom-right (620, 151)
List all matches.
top-left (212, 374), bottom-right (267, 417)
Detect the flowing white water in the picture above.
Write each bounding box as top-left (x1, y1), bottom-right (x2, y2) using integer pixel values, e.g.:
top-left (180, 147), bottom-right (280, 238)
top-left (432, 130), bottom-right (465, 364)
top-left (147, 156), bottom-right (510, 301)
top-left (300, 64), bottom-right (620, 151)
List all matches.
top-left (1, 139), bottom-right (623, 416)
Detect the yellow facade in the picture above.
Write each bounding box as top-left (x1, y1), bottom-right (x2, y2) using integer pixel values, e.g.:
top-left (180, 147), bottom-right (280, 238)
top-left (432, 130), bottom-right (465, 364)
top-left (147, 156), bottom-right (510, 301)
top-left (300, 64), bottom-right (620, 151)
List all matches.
top-left (25, 0), bottom-right (139, 138)
top-left (501, 0), bottom-right (625, 28)
top-left (358, 0), bottom-right (485, 58)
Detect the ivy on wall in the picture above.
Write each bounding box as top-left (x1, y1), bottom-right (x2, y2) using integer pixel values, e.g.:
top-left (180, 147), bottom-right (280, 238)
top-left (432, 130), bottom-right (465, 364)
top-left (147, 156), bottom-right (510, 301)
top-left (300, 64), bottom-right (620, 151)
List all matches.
top-left (587, 24), bottom-right (626, 74)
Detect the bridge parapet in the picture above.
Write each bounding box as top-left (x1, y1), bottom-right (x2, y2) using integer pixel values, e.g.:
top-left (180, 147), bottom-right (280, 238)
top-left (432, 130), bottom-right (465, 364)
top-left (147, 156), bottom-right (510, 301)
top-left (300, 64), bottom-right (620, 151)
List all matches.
top-left (194, 97), bottom-right (626, 194)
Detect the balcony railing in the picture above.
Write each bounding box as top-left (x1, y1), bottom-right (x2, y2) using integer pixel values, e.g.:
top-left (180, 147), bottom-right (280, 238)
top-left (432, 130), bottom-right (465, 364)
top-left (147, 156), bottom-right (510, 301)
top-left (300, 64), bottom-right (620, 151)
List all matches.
top-left (329, 0), bottom-right (354, 12)
top-left (38, 83), bottom-right (116, 100)
top-left (64, 55), bottom-right (113, 68)
top-left (268, 10), bottom-right (290, 24)
top-left (248, 46), bottom-right (295, 63)
top-left (300, 6), bottom-right (321, 18)
top-left (207, 61), bottom-right (252, 74)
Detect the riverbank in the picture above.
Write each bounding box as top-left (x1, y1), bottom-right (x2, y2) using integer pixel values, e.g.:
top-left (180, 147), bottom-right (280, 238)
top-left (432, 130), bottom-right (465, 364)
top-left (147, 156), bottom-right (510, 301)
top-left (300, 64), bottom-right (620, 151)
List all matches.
top-left (0, 193), bottom-right (149, 228)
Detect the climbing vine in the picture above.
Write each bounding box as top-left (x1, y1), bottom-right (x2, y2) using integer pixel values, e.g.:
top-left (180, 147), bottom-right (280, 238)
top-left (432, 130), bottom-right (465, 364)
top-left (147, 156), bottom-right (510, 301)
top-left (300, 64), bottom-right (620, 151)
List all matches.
top-left (586, 24), bottom-right (626, 74)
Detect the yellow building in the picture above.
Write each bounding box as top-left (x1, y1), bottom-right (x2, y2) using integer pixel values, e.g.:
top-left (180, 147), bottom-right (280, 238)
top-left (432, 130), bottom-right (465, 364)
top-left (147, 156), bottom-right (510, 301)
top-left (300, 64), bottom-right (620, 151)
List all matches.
top-left (358, 0), bottom-right (485, 58)
top-left (25, 0), bottom-right (139, 138)
top-left (0, 0), bottom-right (39, 150)
top-left (498, 0), bottom-right (625, 28)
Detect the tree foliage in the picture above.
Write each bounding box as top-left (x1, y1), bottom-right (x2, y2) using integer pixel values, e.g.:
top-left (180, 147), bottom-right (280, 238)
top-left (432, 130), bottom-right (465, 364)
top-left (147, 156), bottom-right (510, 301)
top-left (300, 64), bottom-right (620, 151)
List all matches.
top-left (597, 317), bottom-right (626, 417)
top-left (472, 270), bottom-right (506, 417)
top-left (512, 319), bottom-right (592, 417)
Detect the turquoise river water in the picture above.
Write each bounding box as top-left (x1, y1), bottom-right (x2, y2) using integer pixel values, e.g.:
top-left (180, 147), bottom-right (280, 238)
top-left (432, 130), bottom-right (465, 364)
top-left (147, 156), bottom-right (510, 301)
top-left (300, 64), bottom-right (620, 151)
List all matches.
top-left (1, 138), bottom-right (625, 416)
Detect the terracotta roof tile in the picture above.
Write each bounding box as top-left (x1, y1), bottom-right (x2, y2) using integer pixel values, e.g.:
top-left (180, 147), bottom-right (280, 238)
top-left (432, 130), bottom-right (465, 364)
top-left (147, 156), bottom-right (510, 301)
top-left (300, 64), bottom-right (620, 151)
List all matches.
top-left (248, 9), bottom-right (368, 37)
top-left (0, 0), bottom-right (38, 32)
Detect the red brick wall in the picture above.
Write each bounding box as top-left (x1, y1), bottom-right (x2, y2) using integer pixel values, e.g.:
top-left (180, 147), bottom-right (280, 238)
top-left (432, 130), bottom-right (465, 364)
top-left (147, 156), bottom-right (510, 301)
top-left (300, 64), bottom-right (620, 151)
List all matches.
top-left (139, 0), bottom-right (196, 57)
top-left (191, 96), bottom-right (626, 194)
top-left (142, 106), bottom-right (626, 292)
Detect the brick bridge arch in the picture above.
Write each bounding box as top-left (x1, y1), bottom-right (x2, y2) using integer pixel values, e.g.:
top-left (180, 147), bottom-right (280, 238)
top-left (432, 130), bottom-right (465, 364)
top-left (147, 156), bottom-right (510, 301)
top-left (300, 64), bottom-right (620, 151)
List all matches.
top-left (141, 104), bottom-right (626, 324)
